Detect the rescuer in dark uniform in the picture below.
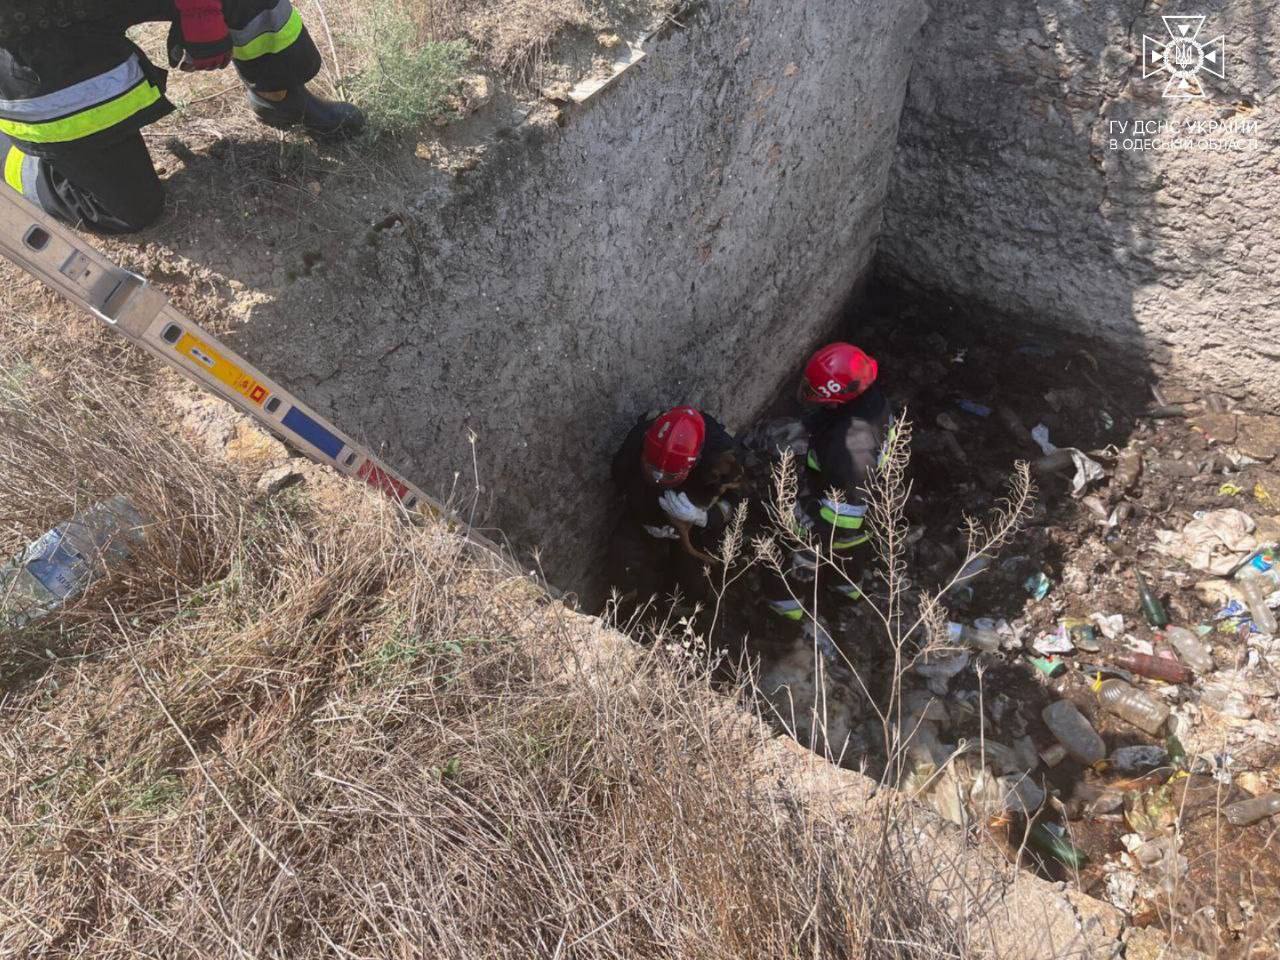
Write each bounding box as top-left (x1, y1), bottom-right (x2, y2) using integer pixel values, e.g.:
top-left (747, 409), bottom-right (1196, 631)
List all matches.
top-left (764, 342), bottom-right (893, 622)
top-left (607, 406), bottom-right (747, 612)
top-left (0, 0), bottom-right (364, 234)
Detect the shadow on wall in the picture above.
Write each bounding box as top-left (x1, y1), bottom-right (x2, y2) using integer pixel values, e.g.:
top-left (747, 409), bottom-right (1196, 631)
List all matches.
top-left (877, 0), bottom-right (1279, 407)
top-left (194, 0), bottom-right (933, 601)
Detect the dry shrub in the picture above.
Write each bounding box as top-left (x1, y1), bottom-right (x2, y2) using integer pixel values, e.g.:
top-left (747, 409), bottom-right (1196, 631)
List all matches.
top-left (461, 0), bottom-right (597, 77)
top-left (0, 355), bottom-right (969, 957)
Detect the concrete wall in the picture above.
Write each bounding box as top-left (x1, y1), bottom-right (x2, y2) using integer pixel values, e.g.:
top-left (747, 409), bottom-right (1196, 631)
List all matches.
top-left (234, 0), bottom-right (928, 594)
top-left (880, 0), bottom-right (1280, 405)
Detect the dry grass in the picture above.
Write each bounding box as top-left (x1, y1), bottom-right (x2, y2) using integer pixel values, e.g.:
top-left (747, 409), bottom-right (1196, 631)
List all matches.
top-left (0, 353), bottom-right (974, 956)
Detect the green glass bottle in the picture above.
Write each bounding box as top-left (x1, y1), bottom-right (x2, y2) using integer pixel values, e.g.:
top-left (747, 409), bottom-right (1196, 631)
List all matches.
top-left (1134, 571), bottom-right (1169, 627)
top-left (1028, 822), bottom-right (1088, 869)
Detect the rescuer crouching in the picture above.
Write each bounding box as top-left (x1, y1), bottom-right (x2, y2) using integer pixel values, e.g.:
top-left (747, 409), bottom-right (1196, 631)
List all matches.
top-left (760, 342), bottom-right (893, 626)
top-left (606, 406), bottom-right (747, 619)
top-left (0, 0), bottom-right (365, 234)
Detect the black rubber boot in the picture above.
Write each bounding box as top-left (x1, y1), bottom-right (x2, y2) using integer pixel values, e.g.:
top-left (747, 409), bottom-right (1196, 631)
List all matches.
top-left (248, 87), bottom-right (366, 141)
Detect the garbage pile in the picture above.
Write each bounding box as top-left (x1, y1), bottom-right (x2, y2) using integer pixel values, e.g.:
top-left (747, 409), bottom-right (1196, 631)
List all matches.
top-left (829, 321), bottom-right (1280, 957)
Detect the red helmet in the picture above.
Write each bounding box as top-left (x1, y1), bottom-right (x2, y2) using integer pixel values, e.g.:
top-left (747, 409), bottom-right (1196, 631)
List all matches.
top-left (642, 407), bottom-right (706, 486)
top-left (799, 342), bottom-right (878, 406)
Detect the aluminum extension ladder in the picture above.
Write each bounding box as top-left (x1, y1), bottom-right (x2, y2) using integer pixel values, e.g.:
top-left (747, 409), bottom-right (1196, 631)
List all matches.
top-left (0, 189), bottom-right (447, 524)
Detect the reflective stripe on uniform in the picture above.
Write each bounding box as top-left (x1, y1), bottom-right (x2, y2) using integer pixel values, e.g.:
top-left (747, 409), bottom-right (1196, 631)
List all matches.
top-left (807, 449), bottom-right (821, 472)
top-left (832, 582), bottom-right (863, 600)
top-left (0, 58), bottom-right (145, 123)
top-left (0, 56), bottom-right (162, 144)
top-left (766, 598), bottom-right (805, 620)
top-left (3, 147), bottom-right (22, 193)
top-left (232, 0), bottom-right (304, 60)
top-left (818, 498), bottom-right (866, 530)
top-left (19, 150), bottom-right (39, 195)
top-left (831, 533), bottom-right (870, 551)
top-left (3, 145), bottom-right (41, 197)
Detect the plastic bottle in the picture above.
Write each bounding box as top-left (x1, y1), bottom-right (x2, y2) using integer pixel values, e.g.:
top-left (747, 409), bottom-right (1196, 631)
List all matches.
top-left (1163, 626), bottom-right (1215, 674)
top-left (1235, 568), bottom-right (1278, 635)
top-left (1224, 793), bottom-right (1280, 827)
top-left (1041, 700), bottom-right (1106, 765)
top-left (1245, 547), bottom-right (1280, 580)
top-left (1134, 571), bottom-right (1169, 627)
top-left (1097, 679), bottom-right (1170, 736)
top-left (947, 620), bottom-right (1000, 653)
top-left (0, 497), bottom-right (144, 627)
top-left (1112, 448), bottom-right (1143, 493)
top-left (1111, 651), bottom-right (1192, 685)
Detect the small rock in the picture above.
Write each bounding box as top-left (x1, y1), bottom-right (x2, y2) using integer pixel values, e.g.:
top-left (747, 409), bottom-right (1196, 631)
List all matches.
top-left (998, 774), bottom-right (1045, 814)
top-left (460, 74), bottom-right (493, 111)
top-left (1194, 413), bottom-right (1239, 444)
top-left (1150, 458), bottom-right (1200, 478)
top-left (1105, 869), bottom-right (1139, 913)
top-left (257, 464), bottom-right (304, 496)
top-left (1088, 791), bottom-right (1125, 815)
top-left (596, 32), bottom-right (622, 49)
top-left (1236, 416), bottom-right (1280, 462)
top-left (541, 81), bottom-right (573, 102)
top-left (1237, 771), bottom-right (1269, 796)
top-left (1255, 515), bottom-right (1280, 542)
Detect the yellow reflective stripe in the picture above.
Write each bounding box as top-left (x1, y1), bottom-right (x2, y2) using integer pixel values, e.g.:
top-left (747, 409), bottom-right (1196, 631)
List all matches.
top-left (806, 449), bottom-right (820, 471)
top-left (767, 599), bottom-right (805, 620)
top-left (0, 82), bottom-right (162, 144)
top-left (3, 147), bottom-right (23, 193)
top-left (832, 534), bottom-right (870, 550)
top-left (834, 584), bottom-right (863, 600)
top-left (233, 9), bottom-right (303, 60)
top-left (819, 504), bottom-right (865, 529)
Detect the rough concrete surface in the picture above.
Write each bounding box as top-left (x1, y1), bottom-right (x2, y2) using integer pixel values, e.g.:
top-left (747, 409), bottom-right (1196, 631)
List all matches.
top-left (880, 0), bottom-right (1280, 407)
top-left (227, 0), bottom-right (927, 595)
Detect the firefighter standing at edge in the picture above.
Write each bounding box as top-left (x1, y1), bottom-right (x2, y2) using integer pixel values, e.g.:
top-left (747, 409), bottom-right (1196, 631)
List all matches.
top-left (764, 342), bottom-right (892, 623)
top-left (0, 0), bottom-right (364, 234)
top-left (608, 406), bottom-right (746, 612)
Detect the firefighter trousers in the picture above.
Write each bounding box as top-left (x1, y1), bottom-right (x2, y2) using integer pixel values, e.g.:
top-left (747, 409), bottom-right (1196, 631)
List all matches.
top-left (0, 0), bottom-right (321, 233)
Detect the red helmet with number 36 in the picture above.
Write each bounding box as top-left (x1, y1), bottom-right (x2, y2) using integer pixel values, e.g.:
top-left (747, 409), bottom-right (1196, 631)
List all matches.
top-left (643, 407), bottom-right (706, 486)
top-left (799, 343), bottom-right (878, 406)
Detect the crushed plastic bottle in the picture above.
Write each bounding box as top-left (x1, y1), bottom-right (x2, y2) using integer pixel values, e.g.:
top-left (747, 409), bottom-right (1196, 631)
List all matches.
top-left (1163, 625), bottom-right (1215, 674)
top-left (0, 497), bottom-right (145, 628)
top-left (1223, 793), bottom-right (1280, 827)
top-left (1109, 744), bottom-right (1169, 773)
top-left (947, 621), bottom-right (1001, 653)
top-left (1134, 571), bottom-right (1169, 628)
top-left (1042, 700), bottom-right (1106, 765)
top-left (1235, 567), bottom-right (1277, 635)
top-left (1097, 679), bottom-right (1170, 736)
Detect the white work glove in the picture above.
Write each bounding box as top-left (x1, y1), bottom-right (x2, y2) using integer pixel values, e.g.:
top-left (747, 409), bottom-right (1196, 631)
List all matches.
top-left (642, 524), bottom-right (680, 540)
top-left (658, 490), bottom-right (708, 527)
